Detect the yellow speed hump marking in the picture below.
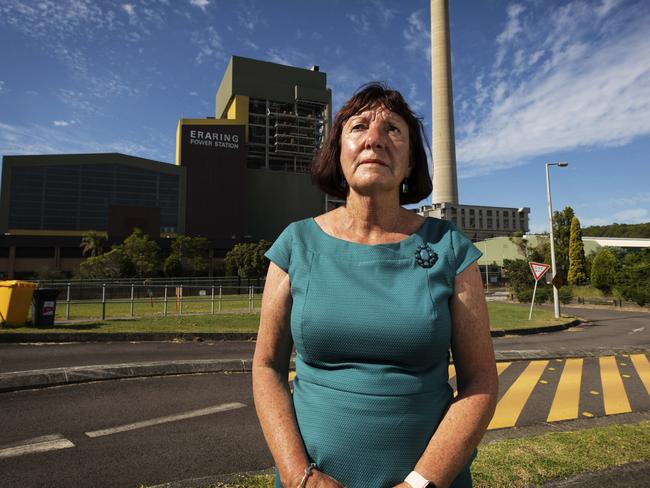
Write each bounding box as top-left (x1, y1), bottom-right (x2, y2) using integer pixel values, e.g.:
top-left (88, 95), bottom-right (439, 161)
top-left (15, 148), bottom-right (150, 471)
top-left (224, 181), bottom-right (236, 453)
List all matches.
top-left (599, 356), bottom-right (632, 415)
top-left (547, 358), bottom-right (583, 422)
top-left (488, 360), bottom-right (549, 430)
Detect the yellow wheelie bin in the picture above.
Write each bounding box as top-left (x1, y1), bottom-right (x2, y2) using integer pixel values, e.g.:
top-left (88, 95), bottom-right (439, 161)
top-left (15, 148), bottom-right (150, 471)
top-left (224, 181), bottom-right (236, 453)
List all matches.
top-left (0, 280), bottom-right (38, 326)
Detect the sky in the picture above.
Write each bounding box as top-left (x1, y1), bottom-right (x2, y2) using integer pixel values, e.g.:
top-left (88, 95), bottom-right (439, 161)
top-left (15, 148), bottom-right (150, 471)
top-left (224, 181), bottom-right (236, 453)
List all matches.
top-left (1, 0), bottom-right (649, 233)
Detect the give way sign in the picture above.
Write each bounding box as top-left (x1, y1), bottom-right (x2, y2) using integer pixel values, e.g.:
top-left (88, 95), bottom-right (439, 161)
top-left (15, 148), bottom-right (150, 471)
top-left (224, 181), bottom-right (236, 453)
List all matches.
top-left (529, 262), bottom-right (551, 282)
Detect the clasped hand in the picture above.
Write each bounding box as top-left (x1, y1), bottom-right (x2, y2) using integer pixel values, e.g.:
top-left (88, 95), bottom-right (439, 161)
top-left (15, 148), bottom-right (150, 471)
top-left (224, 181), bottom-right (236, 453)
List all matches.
top-left (305, 471), bottom-right (412, 488)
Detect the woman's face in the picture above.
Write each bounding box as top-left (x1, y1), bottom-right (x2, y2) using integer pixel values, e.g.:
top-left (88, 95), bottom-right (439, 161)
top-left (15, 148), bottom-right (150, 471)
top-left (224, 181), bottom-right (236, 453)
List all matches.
top-left (339, 104), bottom-right (411, 198)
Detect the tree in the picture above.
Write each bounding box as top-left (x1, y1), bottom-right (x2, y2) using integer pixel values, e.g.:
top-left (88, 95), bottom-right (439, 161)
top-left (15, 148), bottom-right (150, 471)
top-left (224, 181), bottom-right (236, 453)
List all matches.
top-left (224, 240), bottom-right (272, 278)
top-left (168, 235), bottom-right (211, 276)
top-left (121, 228), bottom-right (161, 278)
top-left (76, 248), bottom-right (132, 279)
top-left (80, 231), bottom-right (106, 257)
top-left (553, 206), bottom-right (575, 282)
top-left (163, 254), bottom-right (183, 277)
top-left (502, 259), bottom-right (534, 293)
top-left (567, 216), bottom-right (587, 285)
top-left (615, 249), bottom-right (650, 306)
top-left (591, 248), bottom-right (618, 294)
top-left (508, 235), bottom-right (550, 263)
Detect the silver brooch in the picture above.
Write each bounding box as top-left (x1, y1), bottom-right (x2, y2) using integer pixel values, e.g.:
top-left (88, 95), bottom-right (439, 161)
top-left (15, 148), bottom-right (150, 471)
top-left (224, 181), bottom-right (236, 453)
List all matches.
top-left (415, 244), bottom-right (437, 268)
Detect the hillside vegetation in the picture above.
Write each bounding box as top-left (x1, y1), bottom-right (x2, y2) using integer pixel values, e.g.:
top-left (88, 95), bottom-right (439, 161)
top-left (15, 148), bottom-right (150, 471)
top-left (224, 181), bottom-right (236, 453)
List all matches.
top-left (582, 222), bottom-right (650, 238)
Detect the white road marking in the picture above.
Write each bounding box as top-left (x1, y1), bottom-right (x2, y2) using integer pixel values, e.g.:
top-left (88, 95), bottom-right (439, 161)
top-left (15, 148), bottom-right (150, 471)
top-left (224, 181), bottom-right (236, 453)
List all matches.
top-left (629, 327), bottom-right (645, 335)
top-left (85, 402), bottom-right (246, 438)
top-left (0, 434), bottom-right (75, 459)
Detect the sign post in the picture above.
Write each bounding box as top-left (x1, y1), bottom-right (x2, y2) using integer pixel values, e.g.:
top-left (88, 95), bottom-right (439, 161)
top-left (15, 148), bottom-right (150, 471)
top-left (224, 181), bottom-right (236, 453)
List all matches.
top-left (528, 262), bottom-right (551, 320)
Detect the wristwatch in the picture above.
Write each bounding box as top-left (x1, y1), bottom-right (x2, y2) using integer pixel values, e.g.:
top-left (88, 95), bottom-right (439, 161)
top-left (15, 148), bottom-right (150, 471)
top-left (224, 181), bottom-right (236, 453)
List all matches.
top-left (404, 470), bottom-right (436, 488)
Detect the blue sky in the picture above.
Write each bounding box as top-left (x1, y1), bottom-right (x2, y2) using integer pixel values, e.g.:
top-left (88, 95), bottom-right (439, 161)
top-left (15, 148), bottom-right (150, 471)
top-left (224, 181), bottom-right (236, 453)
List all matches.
top-left (1, 0), bottom-right (649, 233)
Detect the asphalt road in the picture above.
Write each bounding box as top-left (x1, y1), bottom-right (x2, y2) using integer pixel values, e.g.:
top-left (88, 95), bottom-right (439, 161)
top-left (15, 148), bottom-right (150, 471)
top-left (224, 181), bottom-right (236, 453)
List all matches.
top-left (0, 373), bottom-right (270, 488)
top-left (492, 306), bottom-right (650, 354)
top-left (0, 340), bottom-right (257, 373)
top-left (1, 307), bottom-right (647, 375)
top-left (0, 306), bottom-right (648, 487)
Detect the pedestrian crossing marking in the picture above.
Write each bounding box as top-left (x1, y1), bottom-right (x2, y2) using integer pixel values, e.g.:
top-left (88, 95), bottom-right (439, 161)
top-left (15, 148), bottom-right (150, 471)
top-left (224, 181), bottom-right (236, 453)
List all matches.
top-left (488, 360), bottom-right (549, 430)
top-left (590, 390), bottom-right (600, 395)
top-left (540, 380), bottom-right (548, 384)
top-left (547, 358), bottom-right (583, 422)
top-left (623, 374), bottom-right (631, 378)
top-left (448, 362), bottom-right (511, 386)
top-left (599, 356), bottom-right (631, 415)
top-left (630, 354), bottom-right (650, 395)
top-left (496, 362), bottom-right (511, 375)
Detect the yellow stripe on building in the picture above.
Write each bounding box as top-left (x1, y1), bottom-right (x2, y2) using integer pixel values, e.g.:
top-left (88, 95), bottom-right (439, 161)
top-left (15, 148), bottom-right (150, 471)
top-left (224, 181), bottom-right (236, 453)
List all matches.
top-left (630, 354), bottom-right (650, 396)
top-left (599, 356), bottom-right (631, 415)
top-left (547, 358), bottom-right (583, 422)
top-left (488, 360), bottom-right (548, 430)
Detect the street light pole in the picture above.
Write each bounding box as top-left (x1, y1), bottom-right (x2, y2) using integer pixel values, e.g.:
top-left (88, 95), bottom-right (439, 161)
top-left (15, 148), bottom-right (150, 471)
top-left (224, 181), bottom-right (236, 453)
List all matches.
top-left (546, 161), bottom-right (568, 319)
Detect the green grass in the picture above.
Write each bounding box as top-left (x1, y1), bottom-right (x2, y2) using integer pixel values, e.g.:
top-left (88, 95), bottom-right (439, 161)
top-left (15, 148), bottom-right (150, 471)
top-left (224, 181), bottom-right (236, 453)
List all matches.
top-left (0, 302), bottom-right (573, 334)
top-left (488, 302), bottom-right (570, 330)
top-left (472, 421), bottom-right (650, 487)
top-left (198, 421), bottom-right (650, 488)
top-left (0, 312), bottom-right (261, 333)
top-left (50, 294), bottom-right (262, 320)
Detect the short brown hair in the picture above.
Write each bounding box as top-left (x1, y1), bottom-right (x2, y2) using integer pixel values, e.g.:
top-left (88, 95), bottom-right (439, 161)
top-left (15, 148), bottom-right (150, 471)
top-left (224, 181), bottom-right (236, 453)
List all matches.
top-left (311, 82), bottom-right (432, 205)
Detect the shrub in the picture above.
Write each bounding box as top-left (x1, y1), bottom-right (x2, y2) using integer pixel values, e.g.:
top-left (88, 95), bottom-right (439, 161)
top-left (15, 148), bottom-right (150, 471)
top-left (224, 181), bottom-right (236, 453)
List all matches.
top-left (591, 248), bottom-right (618, 294)
top-left (559, 286), bottom-right (574, 304)
top-left (515, 286), bottom-right (552, 304)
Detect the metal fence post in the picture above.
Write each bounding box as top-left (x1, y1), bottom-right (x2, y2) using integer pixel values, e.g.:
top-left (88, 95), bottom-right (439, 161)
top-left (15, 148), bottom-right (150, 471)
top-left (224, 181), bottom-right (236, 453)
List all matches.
top-left (130, 283), bottom-right (135, 317)
top-left (66, 282), bottom-right (71, 320)
top-left (163, 285), bottom-right (168, 317)
top-left (218, 285), bottom-right (222, 313)
top-left (179, 284), bottom-right (183, 315)
top-left (211, 286), bottom-right (215, 314)
top-left (102, 283), bottom-right (106, 321)
top-left (248, 285), bottom-right (253, 313)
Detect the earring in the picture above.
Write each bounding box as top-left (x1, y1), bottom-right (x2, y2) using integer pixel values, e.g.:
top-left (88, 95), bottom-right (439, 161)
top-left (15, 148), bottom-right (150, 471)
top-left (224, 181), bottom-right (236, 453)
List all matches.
top-left (401, 178), bottom-right (409, 194)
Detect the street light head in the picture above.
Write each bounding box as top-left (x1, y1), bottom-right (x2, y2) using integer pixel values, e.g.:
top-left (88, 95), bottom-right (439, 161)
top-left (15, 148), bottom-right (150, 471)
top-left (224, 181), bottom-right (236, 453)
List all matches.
top-left (557, 162), bottom-right (569, 167)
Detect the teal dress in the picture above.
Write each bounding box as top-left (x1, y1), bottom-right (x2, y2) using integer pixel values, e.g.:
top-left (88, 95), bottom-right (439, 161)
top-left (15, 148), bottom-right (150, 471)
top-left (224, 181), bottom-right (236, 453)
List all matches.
top-left (264, 217), bottom-right (482, 488)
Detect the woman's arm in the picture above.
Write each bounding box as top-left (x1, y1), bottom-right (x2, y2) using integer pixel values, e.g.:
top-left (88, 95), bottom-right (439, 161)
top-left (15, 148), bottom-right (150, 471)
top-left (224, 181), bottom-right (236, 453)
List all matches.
top-left (396, 262), bottom-right (498, 488)
top-left (252, 262), bottom-right (344, 488)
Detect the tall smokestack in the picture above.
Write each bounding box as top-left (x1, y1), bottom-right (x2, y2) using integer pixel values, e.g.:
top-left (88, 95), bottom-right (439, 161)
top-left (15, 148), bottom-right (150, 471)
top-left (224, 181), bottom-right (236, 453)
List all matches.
top-left (430, 0), bottom-right (459, 205)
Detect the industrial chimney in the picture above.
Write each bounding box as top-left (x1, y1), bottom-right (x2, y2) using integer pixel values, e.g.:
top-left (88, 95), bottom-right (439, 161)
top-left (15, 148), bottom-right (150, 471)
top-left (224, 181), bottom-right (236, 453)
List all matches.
top-left (430, 0), bottom-right (459, 205)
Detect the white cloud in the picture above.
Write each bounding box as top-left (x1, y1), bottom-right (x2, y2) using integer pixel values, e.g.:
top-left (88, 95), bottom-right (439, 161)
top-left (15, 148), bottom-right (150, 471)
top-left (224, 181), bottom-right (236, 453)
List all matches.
top-left (581, 206), bottom-right (649, 226)
top-left (0, 121), bottom-right (168, 162)
top-left (403, 9), bottom-right (430, 62)
top-left (346, 13), bottom-right (370, 33)
top-left (371, 0), bottom-right (397, 27)
top-left (189, 0), bottom-right (210, 12)
top-left (0, 80), bottom-right (4, 93)
top-left (456, 1), bottom-right (650, 177)
top-left (53, 120), bottom-right (74, 127)
top-left (191, 26), bottom-right (225, 65)
top-left (237, 2), bottom-right (264, 31)
top-left (607, 192), bottom-right (650, 207)
top-left (265, 48), bottom-right (313, 68)
top-left (613, 208), bottom-right (648, 222)
top-left (189, 91), bottom-right (198, 96)
top-left (122, 4), bottom-right (135, 18)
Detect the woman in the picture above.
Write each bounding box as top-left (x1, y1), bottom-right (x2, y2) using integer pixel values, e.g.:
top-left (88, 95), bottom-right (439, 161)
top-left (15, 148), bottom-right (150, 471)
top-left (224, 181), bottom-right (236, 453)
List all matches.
top-left (253, 83), bottom-right (497, 488)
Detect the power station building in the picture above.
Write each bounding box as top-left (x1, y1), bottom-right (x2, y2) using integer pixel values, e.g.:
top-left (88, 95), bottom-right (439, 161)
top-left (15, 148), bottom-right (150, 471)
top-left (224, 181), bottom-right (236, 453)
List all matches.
top-left (0, 56), bottom-right (331, 278)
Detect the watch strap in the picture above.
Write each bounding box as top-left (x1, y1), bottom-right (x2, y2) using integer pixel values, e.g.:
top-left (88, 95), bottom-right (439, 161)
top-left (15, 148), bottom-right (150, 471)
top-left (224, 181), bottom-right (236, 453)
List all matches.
top-left (404, 470), bottom-right (432, 488)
